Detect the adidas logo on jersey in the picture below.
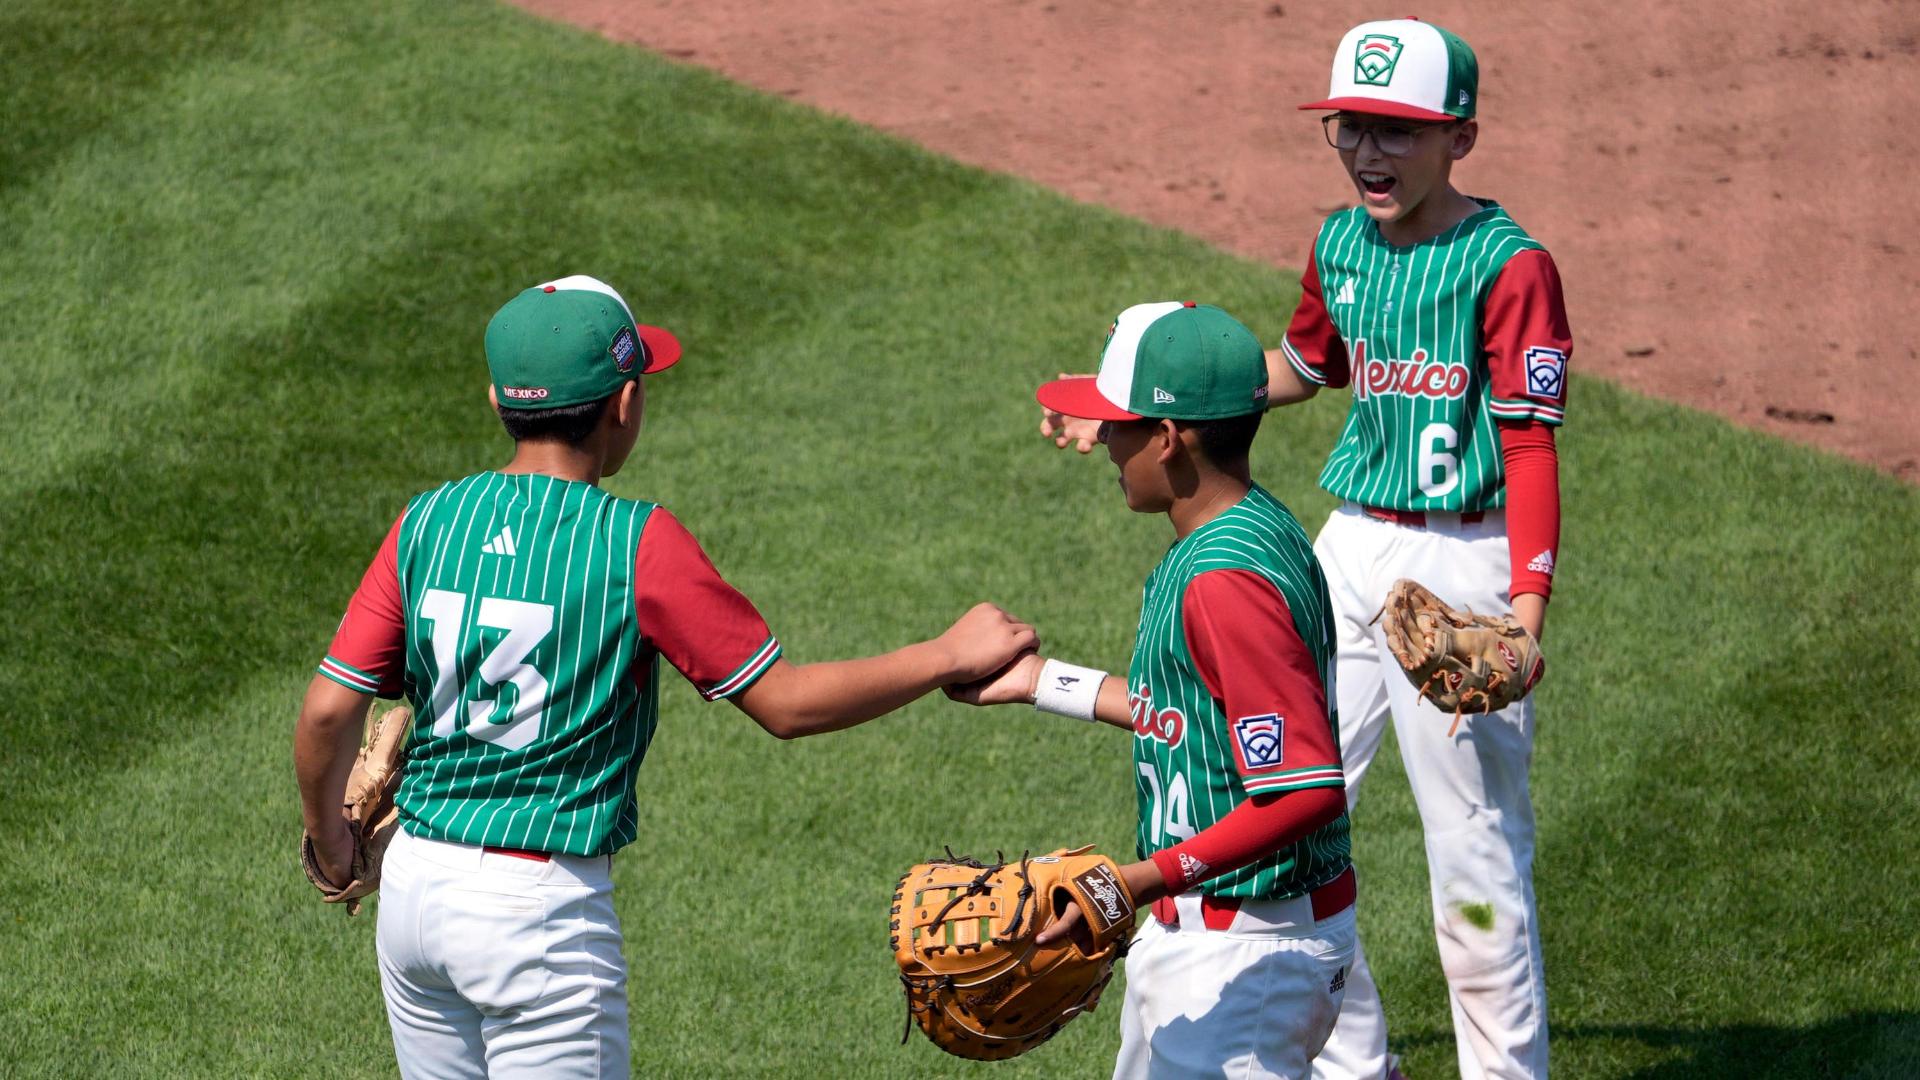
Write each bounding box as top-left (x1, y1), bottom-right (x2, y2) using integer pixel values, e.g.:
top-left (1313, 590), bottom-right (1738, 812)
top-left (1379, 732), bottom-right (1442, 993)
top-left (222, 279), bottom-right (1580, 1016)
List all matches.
top-left (1334, 278), bottom-right (1356, 305)
top-left (1527, 549), bottom-right (1555, 575)
top-left (1152, 387), bottom-right (1176, 404)
top-left (480, 525), bottom-right (518, 557)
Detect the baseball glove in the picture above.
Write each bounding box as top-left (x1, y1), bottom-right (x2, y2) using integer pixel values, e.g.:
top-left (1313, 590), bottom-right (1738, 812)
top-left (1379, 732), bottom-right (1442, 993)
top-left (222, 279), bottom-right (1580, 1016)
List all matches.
top-left (300, 703), bottom-right (411, 916)
top-left (891, 846), bottom-right (1137, 1061)
top-left (1378, 579), bottom-right (1545, 736)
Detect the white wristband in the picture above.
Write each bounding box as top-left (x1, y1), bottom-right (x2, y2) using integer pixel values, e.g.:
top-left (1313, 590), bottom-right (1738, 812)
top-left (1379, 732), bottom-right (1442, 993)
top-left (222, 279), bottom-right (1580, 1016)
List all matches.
top-left (1033, 659), bottom-right (1107, 722)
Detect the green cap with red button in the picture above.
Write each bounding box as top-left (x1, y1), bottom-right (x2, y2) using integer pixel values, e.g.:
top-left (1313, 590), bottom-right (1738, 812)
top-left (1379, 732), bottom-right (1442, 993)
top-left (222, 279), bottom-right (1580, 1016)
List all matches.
top-left (485, 275), bottom-right (681, 410)
top-left (1037, 302), bottom-right (1269, 422)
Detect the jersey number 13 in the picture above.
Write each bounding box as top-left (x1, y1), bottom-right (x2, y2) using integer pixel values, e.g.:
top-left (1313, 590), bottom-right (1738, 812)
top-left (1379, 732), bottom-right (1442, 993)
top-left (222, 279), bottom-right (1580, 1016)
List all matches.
top-left (418, 588), bottom-right (554, 751)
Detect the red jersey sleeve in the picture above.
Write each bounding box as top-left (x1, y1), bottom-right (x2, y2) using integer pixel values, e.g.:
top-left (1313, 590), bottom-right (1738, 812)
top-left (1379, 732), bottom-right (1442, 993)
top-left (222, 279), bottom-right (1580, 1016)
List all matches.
top-left (1181, 570), bottom-right (1344, 796)
top-left (633, 508), bottom-right (780, 701)
top-left (317, 514), bottom-right (408, 698)
top-left (1280, 249), bottom-right (1351, 390)
top-left (1485, 249), bottom-right (1573, 427)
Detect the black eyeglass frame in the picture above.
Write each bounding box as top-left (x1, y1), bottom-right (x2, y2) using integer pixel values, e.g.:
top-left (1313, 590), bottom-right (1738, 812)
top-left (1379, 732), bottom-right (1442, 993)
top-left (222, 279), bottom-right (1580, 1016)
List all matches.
top-left (1319, 114), bottom-right (1462, 156)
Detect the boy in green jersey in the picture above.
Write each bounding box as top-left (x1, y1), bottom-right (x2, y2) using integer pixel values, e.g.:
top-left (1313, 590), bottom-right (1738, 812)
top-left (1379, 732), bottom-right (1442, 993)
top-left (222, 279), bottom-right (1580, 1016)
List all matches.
top-left (954, 302), bottom-right (1356, 1079)
top-left (293, 275), bottom-right (1038, 1079)
top-left (1044, 19), bottom-right (1568, 1080)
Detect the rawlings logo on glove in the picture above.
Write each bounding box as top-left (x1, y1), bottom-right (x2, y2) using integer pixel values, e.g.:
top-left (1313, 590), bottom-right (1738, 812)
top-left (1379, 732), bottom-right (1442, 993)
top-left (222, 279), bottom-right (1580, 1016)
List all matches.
top-left (891, 846), bottom-right (1137, 1061)
top-left (300, 704), bottom-right (411, 916)
top-left (1377, 579), bottom-right (1545, 736)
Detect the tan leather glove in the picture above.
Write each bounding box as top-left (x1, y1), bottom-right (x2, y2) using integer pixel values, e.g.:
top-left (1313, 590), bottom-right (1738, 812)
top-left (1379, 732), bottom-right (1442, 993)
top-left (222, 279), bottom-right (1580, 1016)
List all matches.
top-left (892, 846), bottom-right (1136, 1061)
top-left (301, 704), bottom-right (411, 916)
top-left (1379, 579), bottom-right (1545, 736)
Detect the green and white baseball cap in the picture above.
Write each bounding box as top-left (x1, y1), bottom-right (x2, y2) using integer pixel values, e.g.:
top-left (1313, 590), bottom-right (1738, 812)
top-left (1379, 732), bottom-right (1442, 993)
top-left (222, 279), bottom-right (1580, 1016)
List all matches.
top-left (485, 275), bottom-right (682, 410)
top-left (1299, 18), bottom-right (1478, 122)
top-left (1037, 302), bottom-right (1268, 422)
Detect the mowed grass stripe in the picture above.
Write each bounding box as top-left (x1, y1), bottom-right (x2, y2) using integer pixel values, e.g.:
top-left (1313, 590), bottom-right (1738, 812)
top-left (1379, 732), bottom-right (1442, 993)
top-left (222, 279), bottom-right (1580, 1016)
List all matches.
top-left (0, 0), bottom-right (1916, 1076)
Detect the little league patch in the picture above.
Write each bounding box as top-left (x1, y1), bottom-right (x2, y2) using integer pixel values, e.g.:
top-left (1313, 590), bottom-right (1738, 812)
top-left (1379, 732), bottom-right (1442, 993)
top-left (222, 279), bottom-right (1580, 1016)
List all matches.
top-left (1354, 34), bottom-right (1404, 86)
top-left (1232, 713), bottom-right (1285, 770)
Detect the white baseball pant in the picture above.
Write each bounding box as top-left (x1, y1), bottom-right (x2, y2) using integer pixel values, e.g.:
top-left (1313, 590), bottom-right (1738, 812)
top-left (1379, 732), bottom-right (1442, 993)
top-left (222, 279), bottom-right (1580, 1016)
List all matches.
top-left (1309, 503), bottom-right (1548, 1080)
top-left (1115, 890), bottom-right (1357, 1078)
top-left (375, 827), bottom-right (629, 1079)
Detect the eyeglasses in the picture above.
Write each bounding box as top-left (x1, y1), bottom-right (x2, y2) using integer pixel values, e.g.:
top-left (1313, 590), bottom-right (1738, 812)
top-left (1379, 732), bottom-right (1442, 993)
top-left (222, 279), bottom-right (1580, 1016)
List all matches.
top-left (1320, 115), bottom-right (1455, 157)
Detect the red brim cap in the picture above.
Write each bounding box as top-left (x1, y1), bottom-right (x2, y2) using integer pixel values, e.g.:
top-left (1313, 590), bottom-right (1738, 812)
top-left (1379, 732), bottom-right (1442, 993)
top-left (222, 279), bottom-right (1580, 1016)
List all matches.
top-left (1297, 97), bottom-right (1457, 122)
top-left (637, 324), bottom-right (681, 374)
top-left (1036, 376), bottom-right (1141, 422)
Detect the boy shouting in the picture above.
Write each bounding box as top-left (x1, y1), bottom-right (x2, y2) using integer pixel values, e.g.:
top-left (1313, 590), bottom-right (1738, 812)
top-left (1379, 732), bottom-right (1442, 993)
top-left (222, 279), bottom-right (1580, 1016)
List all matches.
top-left (1043, 21), bottom-right (1569, 1078)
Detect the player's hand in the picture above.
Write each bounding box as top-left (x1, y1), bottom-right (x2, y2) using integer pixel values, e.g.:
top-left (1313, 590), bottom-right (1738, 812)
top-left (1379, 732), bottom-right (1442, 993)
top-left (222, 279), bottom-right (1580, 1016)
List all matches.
top-left (1036, 859), bottom-right (1167, 947)
top-left (944, 650), bottom-right (1043, 707)
top-left (310, 818), bottom-right (355, 889)
top-left (1040, 372), bottom-right (1100, 453)
top-left (935, 603), bottom-right (1040, 684)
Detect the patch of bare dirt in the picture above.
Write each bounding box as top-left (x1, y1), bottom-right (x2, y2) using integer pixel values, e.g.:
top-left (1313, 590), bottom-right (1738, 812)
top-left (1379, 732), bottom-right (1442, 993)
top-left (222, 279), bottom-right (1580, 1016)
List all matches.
top-left (520, 0), bottom-right (1920, 480)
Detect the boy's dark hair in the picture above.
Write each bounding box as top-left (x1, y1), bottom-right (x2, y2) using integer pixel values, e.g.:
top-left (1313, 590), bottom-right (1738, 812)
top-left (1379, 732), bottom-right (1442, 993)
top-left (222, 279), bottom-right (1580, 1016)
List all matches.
top-left (1175, 410), bottom-right (1264, 465)
top-left (496, 394), bottom-right (612, 446)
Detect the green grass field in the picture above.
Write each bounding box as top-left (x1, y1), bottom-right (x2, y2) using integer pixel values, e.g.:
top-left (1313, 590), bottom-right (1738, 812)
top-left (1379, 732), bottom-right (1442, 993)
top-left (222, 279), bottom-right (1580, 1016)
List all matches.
top-left (3, 1), bottom-right (1918, 1076)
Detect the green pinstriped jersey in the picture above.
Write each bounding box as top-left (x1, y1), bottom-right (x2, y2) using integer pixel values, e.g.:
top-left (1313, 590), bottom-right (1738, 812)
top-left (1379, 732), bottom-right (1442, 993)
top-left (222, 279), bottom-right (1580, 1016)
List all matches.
top-left (1129, 485), bottom-right (1350, 901)
top-left (393, 472), bottom-right (658, 857)
top-left (1303, 202), bottom-right (1544, 511)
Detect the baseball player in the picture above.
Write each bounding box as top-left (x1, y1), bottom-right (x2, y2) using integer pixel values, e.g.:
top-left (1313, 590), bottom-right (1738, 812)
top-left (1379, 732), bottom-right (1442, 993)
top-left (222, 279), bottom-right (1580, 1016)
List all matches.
top-left (293, 275), bottom-right (1038, 1079)
top-left (954, 302), bottom-right (1358, 1079)
top-left (1041, 21), bottom-right (1569, 1079)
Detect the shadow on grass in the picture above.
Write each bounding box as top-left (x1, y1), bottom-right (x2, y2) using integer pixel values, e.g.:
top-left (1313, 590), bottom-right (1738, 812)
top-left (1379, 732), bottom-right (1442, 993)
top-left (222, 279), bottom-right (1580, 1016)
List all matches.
top-left (1392, 1010), bottom-right (1920, 1078)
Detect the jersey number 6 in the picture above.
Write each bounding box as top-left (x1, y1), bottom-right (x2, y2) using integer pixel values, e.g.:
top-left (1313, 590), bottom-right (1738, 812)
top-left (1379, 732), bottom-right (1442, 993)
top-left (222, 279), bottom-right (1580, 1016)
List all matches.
top-left (418, 588), bottom-right (554, 751)
top-left (1417, 422), bottom-right (1461, 499)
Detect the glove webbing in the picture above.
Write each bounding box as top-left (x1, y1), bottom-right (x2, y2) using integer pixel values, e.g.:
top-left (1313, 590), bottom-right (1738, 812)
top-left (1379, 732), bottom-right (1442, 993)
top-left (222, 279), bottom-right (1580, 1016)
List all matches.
top-left (897, 849), bottom-right (1039, 1045)
top-left (1417, 669), bottom-right (1501, 737)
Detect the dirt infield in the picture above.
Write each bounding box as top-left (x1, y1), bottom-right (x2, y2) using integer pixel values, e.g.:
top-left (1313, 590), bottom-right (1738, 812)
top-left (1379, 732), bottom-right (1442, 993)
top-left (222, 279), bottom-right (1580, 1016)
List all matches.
top-left (521, 0), bottom-right (1919, 478)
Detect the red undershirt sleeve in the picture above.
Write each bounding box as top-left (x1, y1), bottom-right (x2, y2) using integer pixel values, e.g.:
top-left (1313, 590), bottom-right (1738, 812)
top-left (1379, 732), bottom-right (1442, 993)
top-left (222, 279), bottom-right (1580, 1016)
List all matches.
top-left (1149, 569), bottom-right (1347, 894)
top-left (317, 513), bottom-right (408, 698)
top-left (1280, 248), bottom-right (1352, 389)
top-left (632, 508), bottom-right (780, 701)
top-left (1500, 420), bottom-right (1561, 601)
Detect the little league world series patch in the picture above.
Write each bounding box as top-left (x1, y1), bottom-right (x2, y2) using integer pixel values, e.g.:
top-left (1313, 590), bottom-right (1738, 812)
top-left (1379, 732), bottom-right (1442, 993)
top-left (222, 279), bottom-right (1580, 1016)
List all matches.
top-left (1354, 34), bottom-right (1404, 85)
top-left (1524, 346), bottom-right (1567, 401)
top-left (1231, 713), bottom-right (1285, 770)
top-left (609, 326), bottom-right (639, 373)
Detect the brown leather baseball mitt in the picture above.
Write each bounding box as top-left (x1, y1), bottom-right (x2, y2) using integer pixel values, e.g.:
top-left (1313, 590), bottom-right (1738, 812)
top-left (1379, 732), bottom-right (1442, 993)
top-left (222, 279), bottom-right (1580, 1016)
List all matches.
top-left (1379, 579), bottom-right (1545, 736)
top-left (300, 704), bottom-right (411, 916)
top-left (891, 846), bottom-right (1137, 1061)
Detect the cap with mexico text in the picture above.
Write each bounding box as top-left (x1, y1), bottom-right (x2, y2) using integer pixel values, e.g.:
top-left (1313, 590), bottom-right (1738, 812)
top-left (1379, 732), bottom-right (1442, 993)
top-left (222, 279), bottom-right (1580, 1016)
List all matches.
top-left (1037, 302), bottom-right (1268, 422)
top-left (485, 275), bottom-right (682, 410)
top-left (1298, 18), bottom-right (1478, 122)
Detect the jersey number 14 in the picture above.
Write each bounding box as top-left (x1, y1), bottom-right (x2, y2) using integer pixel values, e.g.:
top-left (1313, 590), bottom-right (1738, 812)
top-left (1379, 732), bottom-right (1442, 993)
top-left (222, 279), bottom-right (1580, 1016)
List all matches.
top-left (418, 588), bottom-right (554, 751)
top-left (1138, 762), bottom-right (1198, 845)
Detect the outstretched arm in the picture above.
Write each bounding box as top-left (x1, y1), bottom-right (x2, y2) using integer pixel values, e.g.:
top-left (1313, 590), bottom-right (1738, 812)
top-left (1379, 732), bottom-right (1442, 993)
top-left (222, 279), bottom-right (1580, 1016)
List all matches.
top-left (732, 603), bottom-right (1038, 739)
top-left (945, 652), bottom-right (1133, 730)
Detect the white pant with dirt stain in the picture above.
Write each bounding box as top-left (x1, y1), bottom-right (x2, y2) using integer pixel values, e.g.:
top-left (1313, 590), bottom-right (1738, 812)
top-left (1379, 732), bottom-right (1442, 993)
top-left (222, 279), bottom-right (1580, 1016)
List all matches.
top-left (375, 827), bottom-right (629, 1079)
top-left (1309, 503), bottom-right (1549, 1080)
top-left (1114, 893), bottom-right (1356, 1079)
